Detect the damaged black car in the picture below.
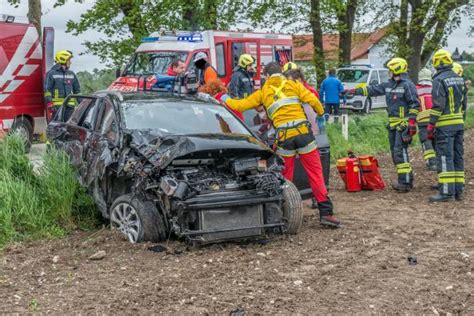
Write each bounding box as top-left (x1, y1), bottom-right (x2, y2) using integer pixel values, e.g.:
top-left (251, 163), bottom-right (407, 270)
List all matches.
top-left (47, 91), bottom-right (304, 244)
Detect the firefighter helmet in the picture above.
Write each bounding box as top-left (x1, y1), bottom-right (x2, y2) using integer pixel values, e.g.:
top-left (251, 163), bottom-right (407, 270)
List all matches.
top-left (452, 62), bottom-right (463, 77)
top-left (193, 52), bottom-right (208, 63)
top-left (283, 62), bottom-right (299, 73)
top-left (432, 49), bottom-right (453, 68)
top-left (386, 57), bottom-right (408, 75)
top-left (418, 68), bottom-right (432, 82)
top-left (238, 54), bottom-right (255, 68)
top-left (55, 50), bottom-right (73, 64)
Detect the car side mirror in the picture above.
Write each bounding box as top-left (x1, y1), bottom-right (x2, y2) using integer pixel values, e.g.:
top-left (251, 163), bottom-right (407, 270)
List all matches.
top-left (370, 79), bottom-right (378, 85)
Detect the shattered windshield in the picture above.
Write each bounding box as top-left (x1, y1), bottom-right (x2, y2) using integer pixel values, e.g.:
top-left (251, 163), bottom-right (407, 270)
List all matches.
top-left (123, 52), bottom-right (188, 75)
top-left (337, 69), bottom-right (370, 83)
top-left (122, 100), bottom-right (252, 136)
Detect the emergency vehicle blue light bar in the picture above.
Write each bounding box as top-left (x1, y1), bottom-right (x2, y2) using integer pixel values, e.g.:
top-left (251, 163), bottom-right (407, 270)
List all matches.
top-left (142, 36), bottom-right (160, 42)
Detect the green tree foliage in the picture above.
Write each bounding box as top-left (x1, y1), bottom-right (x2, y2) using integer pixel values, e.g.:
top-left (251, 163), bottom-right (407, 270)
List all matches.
top-left (66, 0), bottom-right (244, 66)
top-left (76, 68), bottom-right (116, 94)
top-left (370, 0), bottom-right (473, 81)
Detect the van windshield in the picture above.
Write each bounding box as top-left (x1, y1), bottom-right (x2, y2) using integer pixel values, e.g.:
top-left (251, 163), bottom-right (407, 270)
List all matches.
top-left (337, 69), bottom-right (370, 83)
top-left (123, 52), bottom-right (188, 76)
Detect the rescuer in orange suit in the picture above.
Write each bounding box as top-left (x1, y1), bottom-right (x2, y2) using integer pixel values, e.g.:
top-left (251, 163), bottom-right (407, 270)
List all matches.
top-left (193, 52), bottom-right (218, 86)
top-left (216, 62), bottom-right (341, 228)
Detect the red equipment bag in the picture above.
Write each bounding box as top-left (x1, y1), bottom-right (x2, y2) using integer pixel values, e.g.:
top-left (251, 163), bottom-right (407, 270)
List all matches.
top-left (358, 155), bottom-right (385, 190)
top-left (337, 157), bottom-right (362, 192)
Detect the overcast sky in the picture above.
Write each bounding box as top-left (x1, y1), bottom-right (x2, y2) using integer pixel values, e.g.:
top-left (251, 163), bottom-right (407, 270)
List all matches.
top-left (1, 0), bottom-right (472, 72)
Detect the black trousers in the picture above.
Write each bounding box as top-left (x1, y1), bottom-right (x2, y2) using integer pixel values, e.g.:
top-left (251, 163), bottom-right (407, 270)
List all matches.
top-left (418, 123), bottom-right (436, 163)
top-left (388, 129), bottom-right (412, 185)
top-left (434, 128), bottom-right (464, 196)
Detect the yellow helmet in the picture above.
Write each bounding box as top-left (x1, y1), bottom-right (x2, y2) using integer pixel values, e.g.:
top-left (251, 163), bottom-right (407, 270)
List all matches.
top-left (282, 62), bottom-right (299, 73)
top-left (432, 49), bottom-right (453, 68)
top-left (238, 54), bottom-right (255, 68)
top-left (452, 62), bottom-right (463, 76)
top-left (386, 57), bottom-right (408, 75)
top-left (55, 50), bottom-right (73, 64)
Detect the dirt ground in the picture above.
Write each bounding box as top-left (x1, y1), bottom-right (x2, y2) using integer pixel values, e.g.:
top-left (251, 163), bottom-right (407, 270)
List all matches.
top-left (1, 131), bottom-right (473, 314)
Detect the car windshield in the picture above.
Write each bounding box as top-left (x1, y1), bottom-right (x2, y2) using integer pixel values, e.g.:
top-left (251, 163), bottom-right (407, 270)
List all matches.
top-left (337, 69), bottom-right (370, 83)
top-left (122, 100), bottom-right (252, 136)
top-left (123, 52), bottom-right (188, 75)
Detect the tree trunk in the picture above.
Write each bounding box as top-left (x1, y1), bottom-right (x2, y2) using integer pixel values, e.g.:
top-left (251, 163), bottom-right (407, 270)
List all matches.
top-left (182, 0), bottom-right (199, 31)
top-left (337, 0), bottom-right (357, 66)
top-left (407, 35), bottom-right (423, 82)
top-left (310, 0), bottom-right (326, 86)
top-left (119, 0), bottom-right (147, 39)
top-left (27, 0), bottom-right (42, 38)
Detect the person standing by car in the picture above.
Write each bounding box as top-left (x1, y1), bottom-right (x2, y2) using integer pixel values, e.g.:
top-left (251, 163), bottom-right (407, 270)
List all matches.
top-left (193, 52), bottom-right (218, 86)
top-left (427, 50), bottom-right (467, 202)
top-left (320, 68), bottom-right (344, 122)
top-left (416, 68), bottom-right (437, 171)
top-left (216, 62), bottom-right (342, 228)
top-left (44, 50), bottom-right (80, 121)
top-left (228, 54), bottom-right (256, 99)
top-left (343, 58), bottom-right (419, 193)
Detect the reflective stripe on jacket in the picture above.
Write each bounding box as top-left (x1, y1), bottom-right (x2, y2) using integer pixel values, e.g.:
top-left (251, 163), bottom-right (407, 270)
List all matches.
top-left (430, 66), bottom-right (467, 130)
top-left (355, 74), bottom-right (419, 128)
top-left (416, 84), bottom-right (433, 124)
top-left (44, 64), bottom-right (80, 106)
top-left (226, 75), bottom-right (324, 140)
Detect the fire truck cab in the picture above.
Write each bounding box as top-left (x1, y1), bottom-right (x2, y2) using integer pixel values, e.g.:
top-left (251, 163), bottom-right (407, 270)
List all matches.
top-left (109, 30), bottom-right (293, 92)
top-left (0, 15), bottom-right (54, 148)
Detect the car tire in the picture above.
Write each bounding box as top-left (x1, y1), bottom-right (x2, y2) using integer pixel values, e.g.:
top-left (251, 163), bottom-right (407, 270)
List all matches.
top-left (362, 97), bottom-right (372, 114)
top-left (11, 116), bottom-right (33, 152)
top-left (110, 194), bottom-right (167, 243)
top-left (282, 180), bottom-right (304, 234)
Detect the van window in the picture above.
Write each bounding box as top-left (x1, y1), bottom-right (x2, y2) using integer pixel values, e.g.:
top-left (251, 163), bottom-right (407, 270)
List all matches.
top-left (337, 69), bottom-right (370, 83)
top-left (379, 70), bottom-right (390, 83)
top-left (230, 41), bottom-right (257, 69)
top-left (216, 44), bottom-right (226, 77)
top-left (368, 71), bottom-right (379, 85)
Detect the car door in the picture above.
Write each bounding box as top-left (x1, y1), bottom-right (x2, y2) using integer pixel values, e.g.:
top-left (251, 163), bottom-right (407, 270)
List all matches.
top-left (83, 96), bottom-right (121, 185)
top-left (47, 96), bottom-right (101, 182)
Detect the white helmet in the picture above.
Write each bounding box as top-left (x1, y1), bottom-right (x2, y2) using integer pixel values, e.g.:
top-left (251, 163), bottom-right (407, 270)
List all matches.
top-left (193, 52), bottom-right (208, 63)
top-left (418, 68), bottom-right (432, 82)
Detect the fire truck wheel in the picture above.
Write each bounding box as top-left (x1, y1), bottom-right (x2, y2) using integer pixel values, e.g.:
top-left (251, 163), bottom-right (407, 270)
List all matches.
top-left (12, 117), bottom-right (33, 152)
top-left (282, 180), bottom-right (304, 234)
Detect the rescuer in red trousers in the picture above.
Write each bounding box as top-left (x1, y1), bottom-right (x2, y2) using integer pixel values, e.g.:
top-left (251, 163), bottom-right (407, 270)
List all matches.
top-left (216, 62), bottom-right (341, 228)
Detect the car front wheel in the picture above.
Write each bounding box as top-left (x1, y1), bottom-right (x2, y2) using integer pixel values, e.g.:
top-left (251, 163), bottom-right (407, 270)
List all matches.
top-left (282, 180), bottom-right (304, 234)
top-left (110, 194), bottom-right (167, 243)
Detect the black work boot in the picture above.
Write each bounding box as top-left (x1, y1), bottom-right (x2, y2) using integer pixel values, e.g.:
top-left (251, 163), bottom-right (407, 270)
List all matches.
top-left (318, 199), bottom-right (341, 228)
top-left (455, 192), bottom-right (464, 201)
top-left (392, 183), bottom-right (410, 193)
top-left (429, 194), bottom-right (454, 203)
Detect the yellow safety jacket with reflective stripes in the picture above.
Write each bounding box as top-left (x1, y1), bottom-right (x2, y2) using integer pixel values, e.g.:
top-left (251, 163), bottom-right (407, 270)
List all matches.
top-left (226, 75), bottom-right (324, 140)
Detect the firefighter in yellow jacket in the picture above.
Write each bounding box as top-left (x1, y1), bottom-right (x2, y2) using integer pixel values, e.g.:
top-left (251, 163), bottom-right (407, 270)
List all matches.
top-left (216, 62), bottom-right (341, 227)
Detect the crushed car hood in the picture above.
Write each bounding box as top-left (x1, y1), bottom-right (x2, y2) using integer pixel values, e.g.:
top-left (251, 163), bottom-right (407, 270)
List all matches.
top-left (127, 130), bottom-right (274, 168)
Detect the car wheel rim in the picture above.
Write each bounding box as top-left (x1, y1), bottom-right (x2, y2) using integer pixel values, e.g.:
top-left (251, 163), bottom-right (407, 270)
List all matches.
top-left (14, 126), bottom-right (29, 142)
top-left (110, 203), bottom-right (141, 243)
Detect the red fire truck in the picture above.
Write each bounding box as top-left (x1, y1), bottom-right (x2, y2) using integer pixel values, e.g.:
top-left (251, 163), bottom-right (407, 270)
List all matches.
top-left (0, 15), bottom-right (54, 148)
top-left (109, 30), bottom-right (293, 92)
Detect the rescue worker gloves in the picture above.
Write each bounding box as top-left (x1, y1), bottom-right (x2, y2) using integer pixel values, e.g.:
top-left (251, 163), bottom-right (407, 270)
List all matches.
top-left (408, 118), bottom-right (417, 136)
top-left (55, 50), bottom-right (73, 64)
top-left (238, 54), bottom-right (255, 68)
top-left (282, 62), bottom-right (299, 73)
top-left (386, 57), bottom-right (408, 75)
top-left (214, 93), bottom-right (229, 104)
top-left (427, 123), bottom-right (435, 140)
top-left (418, 68), bottom-right (432, 82)
top-left (452, 62), bottom-right (464, 77)
top-left (432, 49), bottom-right (453, 69)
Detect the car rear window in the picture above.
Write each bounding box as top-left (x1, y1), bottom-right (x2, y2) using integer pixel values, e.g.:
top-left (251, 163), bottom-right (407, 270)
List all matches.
top-left (122, 100), bottom-right (252, 136)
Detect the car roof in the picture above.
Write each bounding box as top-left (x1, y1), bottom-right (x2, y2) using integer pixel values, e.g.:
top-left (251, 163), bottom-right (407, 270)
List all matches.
top-left (93, 90), bottom-right (210, 104)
